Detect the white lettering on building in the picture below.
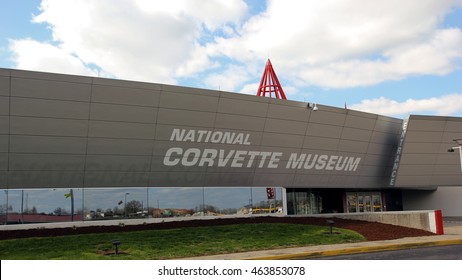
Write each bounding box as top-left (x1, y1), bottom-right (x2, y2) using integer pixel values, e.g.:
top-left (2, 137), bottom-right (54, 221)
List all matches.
top-left (164, 128), bottom-right (361, 172)
top-left (389, 118), bottom-right (409, 186)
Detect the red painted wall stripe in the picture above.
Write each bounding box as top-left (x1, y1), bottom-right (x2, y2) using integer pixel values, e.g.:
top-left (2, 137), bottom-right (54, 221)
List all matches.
top-left (435, 209), bottom-right (444, 235)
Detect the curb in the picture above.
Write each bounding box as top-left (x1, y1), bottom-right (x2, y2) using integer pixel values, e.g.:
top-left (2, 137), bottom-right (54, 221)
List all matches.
top-left (244, 238), bottom-right (462, 260)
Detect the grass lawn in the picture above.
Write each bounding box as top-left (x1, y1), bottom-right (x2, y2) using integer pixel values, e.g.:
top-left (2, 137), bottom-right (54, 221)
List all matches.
top-left (0, 223), bottom-right (365, 259)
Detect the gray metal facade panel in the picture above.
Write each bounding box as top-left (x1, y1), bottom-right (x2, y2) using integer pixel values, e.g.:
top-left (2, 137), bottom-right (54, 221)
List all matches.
top-left (302, 136), bottom-right (340, 151)
top-left (204, 172), bottom-right (254, 187)
top-left (86, 138), bottom-right (153, 156)
top-left (4, 68), bottom-right (434, 189)
top-left (9, 154), bottom-right (85, 171)
top-left (159, 91), bottom-right (219, 113)
top-left (85, 155), bottom-right (151, 172)
top-left (10, 116), bottom-right (88, 137)
top-left (308, 110), bottom-right (346, 126)
top-left (0, 135), bottom-right (8, 152)
top-left (356, 176), bottom-right (386, 187)
top-left (395, 175), bottom-right (433, 186)
top-left (88, 120), bottom-right (156, 139)
top-left (395, 165), bottom-right (434, 176)
top-left (366, 142), bottom-right (395, 155)
top-left (11, 77), bottom-right (91, 101)
top-left (363, 154), bottom-right (393, 166)
top-left (221, 91), bottom-right (269, 102)
top-left (257, 146), bottom-right (306, 161)
top-left (403, 142), bottom-right (441, 154)
top-left (328, 175), bottom-right (359, 187)
top-left (0, 68), bottom-right (10, 76)
top-left (10, 69), bottom-right (92, 84)
top-left (432, 164), bottom-right (460, 175)
top-left (152, 141), bottom-right (212, 156)
top-left (374, 118), bottom-right (401, 133)
top-left (264, 118), bottom-right (306, 135)
top-left (407, 119), bottom-right (446, 131)
top-left (436, 153), bottom-right (461, 165)
top-left (252, 172), bottom-right (295, 187)
top-left (337, 139), bottom-right (369, 153)
top-left (9, 135), bottom-right (87, 154)
top-left (0, 153), bottom-right (7, 170)
top-left (266, 103), bottom-right (310, 121)
top-left (292, 174), bottom-right (331, 187)
top-left (340, 127), bottom-right (372, 141)
top-left (149, 157), bottom-right (209, 173)
top-left (157, 108), bottom-right (215, 127)
top-left (162, 84), bottom-right (218, 96)
top-left (214, 113), bottom-right (266, 131)
top-left (0, 171), bottom-right (7, 186)
top-left (0, 76), bottom-right (9, 96)
top-left (344, 114), bottom-right (376, 130)
top-left (91, 84), bottom-right (160, 107)
top-left (10, 97), bottom-right (90, 120)
top-left (306, 123), bottom-right (343, 138)
top-left (93, 76), bottom-right (162, 90)
top-left (0, 97), bottom-right (9, 116)
top-left (0, 116), bottom-right (8, 134)
top-left (148, 171), bottom-right (206, 187)
top-left (153, 124), bottom-right (255, 142)
top-left (369, 130), bottom-right (398, 145)
top-left (399, 153), bottom-right (438, 165)
top-left (393, 115), bottom-right (462, 187)
top-left (90, 103), bottom-right (157, 123)
top-left (405, 131), bottom-right (444, 142)
top-left (217, 97), bottom-right (268, 117)
top-left (442, 132), bottom-right (462, 144)
top-left (8, 171), bottom-right (84, 188)
top-left (358, 165), bottom-right (388, 177)
top-left (93, 77), bottom-right (162, 90)
top-left (260, 132), bottom-right (304, 149)
top-left (446, 120), bottom-right (462, 131)
top-left (84, 171), bottom-right (149, 187)
top-left (431, 175), bottom-right (462, 186)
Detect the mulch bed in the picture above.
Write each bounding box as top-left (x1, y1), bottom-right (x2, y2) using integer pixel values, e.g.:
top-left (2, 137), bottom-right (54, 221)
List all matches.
top-left (0, 216), bottom-right (434, 241)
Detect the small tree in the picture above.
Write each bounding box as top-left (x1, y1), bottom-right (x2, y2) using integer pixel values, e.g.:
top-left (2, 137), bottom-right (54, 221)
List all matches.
top-left (53, 207), bottom-right (69, 216)
top-left (126, 200), bottom-right (143, 215)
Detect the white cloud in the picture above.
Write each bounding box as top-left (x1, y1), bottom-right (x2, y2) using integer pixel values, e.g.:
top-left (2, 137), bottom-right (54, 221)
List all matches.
top-left (350, 93), bottom-right (462, 117)
top-left (239, 82), bottom-right (260, 95)
top-left (296, 29), bottom-right (462, 88)
top-left (10, 0), bottom-right (248, 84)
top-left (7, 0), bottom-right (462, 91)
top-left (9, 39), bottom-right (96, 76)
top-left (208, 0), bottom-right (462, 88)
top-left (203, 64), bottom-right (251, 92)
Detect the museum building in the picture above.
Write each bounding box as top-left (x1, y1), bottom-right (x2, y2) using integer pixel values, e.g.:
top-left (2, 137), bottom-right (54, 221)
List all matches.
top-left (1, 67), bottom-right (462, 216)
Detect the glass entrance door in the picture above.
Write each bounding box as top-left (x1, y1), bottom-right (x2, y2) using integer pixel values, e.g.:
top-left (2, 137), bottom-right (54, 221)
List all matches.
top-left (287, 189), bottom-right (322, 215)
top-left (346, 192), bottom-right (382, 213)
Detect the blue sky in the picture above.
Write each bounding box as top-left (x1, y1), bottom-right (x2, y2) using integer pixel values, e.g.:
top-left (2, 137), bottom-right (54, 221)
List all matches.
top-left (1, 0), bottom-right (461, 118)
top-left (1, 0), bottom-right (462, 214)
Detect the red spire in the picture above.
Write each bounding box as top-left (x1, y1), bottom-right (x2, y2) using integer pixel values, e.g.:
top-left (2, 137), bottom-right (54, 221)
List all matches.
top-left (256, 59), bottom-right (286, 99)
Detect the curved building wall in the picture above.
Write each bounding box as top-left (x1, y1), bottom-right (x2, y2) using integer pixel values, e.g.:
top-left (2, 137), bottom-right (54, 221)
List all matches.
top-left (0, 68), bottom-right (403, 189)
top-left (393, 115), bottom-right (462, 188)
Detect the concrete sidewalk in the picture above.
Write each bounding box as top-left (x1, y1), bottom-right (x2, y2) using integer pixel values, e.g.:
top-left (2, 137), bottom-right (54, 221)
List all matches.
top-left (181, 224), bottom-right (462, 260)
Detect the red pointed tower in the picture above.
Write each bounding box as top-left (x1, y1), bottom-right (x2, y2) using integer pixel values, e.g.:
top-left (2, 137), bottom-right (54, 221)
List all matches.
top-left (256, 59), bottom-right (286, 100)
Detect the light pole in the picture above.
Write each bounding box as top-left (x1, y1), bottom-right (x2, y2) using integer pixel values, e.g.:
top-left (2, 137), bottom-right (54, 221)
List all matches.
top-left (250, 187), bottom-right (253, 208)
top-left (124, 192), bottom-right (130, 218)
top-left (202, 186), bottom-right (205, 216)
top-left (448, 139), bottom-right (462, 173)
top-left (21, 190), bottom-right (24, 224)
top-left (4, 190), bottom-right (8, 225)
top-left (70, 189), bottom-right (74, 222)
